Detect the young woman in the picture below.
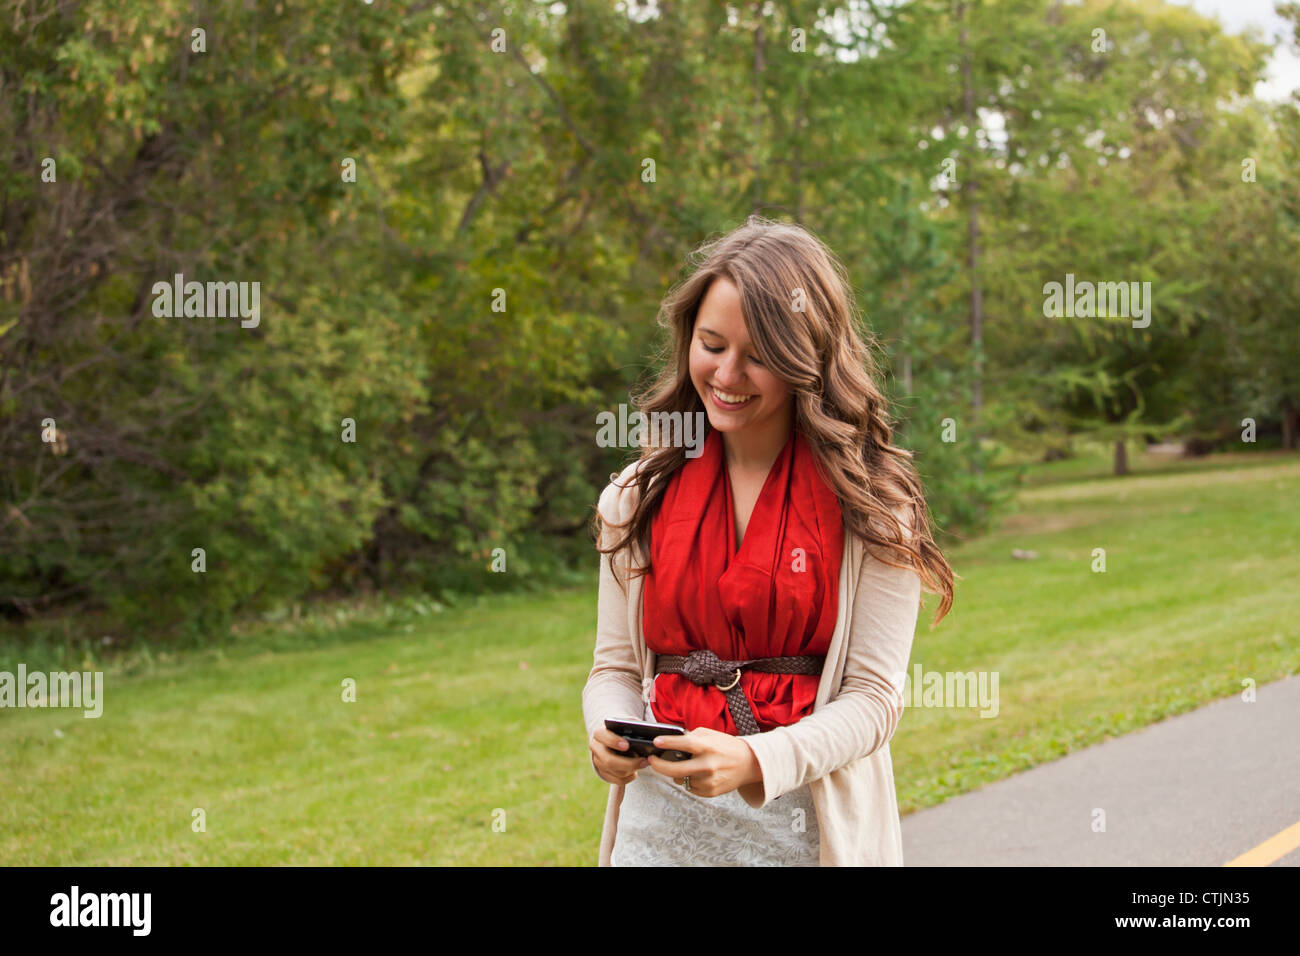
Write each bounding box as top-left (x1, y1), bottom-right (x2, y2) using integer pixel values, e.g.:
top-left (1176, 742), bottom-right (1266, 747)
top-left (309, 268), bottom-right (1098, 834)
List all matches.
top-left (583, 216), bottom-right (955, 866)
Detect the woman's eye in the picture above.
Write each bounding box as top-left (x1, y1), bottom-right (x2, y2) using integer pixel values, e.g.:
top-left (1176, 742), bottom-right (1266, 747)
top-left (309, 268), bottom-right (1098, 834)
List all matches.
top-left (702, 344), bottom-right (762, 365)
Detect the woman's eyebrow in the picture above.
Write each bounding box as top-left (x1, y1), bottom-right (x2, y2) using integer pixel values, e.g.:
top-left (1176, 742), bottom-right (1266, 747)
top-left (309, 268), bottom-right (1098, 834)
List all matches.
top-left (696, 325), bottom-right (749, 346)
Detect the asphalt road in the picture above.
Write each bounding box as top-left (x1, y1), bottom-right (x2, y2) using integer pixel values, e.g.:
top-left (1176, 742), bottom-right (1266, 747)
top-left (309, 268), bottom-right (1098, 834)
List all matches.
top-left (901, 674), bottom-right (1300, 866)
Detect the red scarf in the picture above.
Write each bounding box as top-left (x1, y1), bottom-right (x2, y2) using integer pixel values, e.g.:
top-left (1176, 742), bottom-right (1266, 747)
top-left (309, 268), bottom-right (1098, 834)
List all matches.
top-left (643, 425), bottom-right (843, 734)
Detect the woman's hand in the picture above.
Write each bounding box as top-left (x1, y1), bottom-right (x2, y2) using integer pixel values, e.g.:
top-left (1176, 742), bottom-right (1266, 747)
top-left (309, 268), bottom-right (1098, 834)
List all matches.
top-left (588, 725), bottom-right (650, 785)
top-left (646, 726), bottom-right (762, 797)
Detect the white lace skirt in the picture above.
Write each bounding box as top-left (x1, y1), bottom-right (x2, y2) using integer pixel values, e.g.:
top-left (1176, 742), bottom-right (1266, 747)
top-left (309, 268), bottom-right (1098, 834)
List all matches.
top-left (609, 700), bottom-right (821, 867)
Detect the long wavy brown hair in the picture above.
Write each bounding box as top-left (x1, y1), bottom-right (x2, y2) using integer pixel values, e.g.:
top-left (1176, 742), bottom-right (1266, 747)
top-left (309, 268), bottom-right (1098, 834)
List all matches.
top-left (590, 215), bottom-right (955, 626)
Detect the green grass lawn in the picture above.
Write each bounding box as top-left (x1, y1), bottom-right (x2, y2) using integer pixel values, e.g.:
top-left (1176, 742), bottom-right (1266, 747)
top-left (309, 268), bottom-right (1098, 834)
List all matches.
top-left (2, 450), bottom-right (1297, 864)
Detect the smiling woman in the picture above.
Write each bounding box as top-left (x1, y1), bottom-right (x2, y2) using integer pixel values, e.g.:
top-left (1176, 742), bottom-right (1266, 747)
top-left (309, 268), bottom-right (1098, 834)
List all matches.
top-left (691, 277), bottom-right (794, 472)
top-left (582, 215), bottom-right (956, 866)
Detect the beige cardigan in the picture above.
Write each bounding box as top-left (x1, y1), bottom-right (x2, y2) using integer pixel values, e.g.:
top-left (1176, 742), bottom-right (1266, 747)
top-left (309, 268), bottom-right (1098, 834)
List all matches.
top-left (582, 457), bottom-right (923, 866)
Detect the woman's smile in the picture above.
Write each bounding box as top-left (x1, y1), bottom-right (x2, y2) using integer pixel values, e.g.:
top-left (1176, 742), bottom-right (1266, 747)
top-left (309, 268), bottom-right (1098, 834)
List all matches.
top-left (709, 384), bottom-right (756, 409)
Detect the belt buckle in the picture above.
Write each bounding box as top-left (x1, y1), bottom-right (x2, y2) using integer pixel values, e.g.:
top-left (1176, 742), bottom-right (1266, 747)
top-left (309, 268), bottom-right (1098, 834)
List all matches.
top-left (716, 668), bottom-right (742, 692)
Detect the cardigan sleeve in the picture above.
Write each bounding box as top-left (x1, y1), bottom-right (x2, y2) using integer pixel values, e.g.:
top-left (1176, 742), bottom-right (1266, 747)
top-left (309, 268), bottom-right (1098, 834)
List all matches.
top-left (581, 475), bottom-right (649, 744)
top-left (735, 519), bottom-right (922, 809)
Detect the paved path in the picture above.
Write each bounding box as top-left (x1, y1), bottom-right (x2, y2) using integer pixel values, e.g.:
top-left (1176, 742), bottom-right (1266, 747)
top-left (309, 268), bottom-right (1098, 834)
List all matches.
top-left (901, 674), bottom-right (1300, 866)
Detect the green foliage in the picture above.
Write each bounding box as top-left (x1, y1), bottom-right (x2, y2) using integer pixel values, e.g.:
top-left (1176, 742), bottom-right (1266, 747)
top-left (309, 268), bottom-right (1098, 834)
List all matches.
top-left (2, 0), bottom-right (1296, 640)
top-left (0, 0), bottom-right (432, 633)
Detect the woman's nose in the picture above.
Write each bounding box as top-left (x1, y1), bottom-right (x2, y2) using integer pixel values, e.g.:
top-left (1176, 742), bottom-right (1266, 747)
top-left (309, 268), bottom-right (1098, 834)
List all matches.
top-left (714, 353), bottom-right (747, 386)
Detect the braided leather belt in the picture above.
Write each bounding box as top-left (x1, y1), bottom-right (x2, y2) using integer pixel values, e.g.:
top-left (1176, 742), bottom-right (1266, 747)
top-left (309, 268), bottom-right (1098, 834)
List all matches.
top-left (654, 648), bottom-right (825, 736)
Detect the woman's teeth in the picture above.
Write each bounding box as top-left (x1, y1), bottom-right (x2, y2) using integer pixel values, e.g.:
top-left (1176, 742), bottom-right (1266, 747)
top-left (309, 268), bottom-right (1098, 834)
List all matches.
top-left (711, 386), bottom-right (754, 405)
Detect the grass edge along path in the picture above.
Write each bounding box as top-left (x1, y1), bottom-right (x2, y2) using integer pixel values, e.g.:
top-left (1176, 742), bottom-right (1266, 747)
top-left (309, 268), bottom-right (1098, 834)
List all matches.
top-left (0, 452), bottom-right (1296, 864)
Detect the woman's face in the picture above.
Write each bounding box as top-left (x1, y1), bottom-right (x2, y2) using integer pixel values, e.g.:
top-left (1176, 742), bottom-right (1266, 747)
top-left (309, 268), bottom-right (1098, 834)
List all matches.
top-left (688, 277), bottom-right (792, 436)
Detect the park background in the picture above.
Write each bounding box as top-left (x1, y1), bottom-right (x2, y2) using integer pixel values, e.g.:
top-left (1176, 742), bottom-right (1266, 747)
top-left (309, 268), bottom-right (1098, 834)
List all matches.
top-left (1, 0), bottom-right (1297, 863)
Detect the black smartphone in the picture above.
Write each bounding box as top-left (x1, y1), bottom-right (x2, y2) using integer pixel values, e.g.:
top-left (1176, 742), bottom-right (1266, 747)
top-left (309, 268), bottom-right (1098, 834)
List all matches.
top-left (603, 717), bottom-right (692, 761)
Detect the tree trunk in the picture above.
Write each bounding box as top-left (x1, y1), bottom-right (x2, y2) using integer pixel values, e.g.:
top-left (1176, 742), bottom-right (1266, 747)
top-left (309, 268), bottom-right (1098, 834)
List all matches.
top-left (751, 5), bottom-right (765, 215)
top-left (901, 267), bottom-right (913, 395)
top-left (959, 1), bottom-right (984, 485)
top-left (793, 57), bottom-right (807, 223)
top-left (1114, 439), bottom-right (1128, 476)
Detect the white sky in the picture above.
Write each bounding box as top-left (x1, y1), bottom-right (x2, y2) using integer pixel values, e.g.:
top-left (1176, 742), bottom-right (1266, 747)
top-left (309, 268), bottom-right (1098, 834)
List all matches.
top-left (1175, 0), bottom-right (1300, 100)
top-left (616, 0), bottom-right (1300, 101)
